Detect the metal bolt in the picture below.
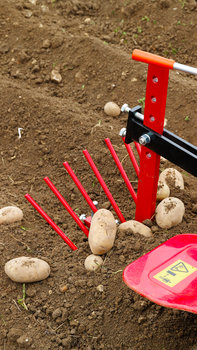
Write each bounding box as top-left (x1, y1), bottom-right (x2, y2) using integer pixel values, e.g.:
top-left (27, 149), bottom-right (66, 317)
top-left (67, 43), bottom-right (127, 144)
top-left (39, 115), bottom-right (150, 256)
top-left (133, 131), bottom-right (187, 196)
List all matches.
top-left (119, 128), bottom-right (126, 137)
top-left (139, 134), bottom-right (151, 146)
top-left (79, 214), bottom-right (86, 222)
top-left (121, 103), bottom-right (131, 113)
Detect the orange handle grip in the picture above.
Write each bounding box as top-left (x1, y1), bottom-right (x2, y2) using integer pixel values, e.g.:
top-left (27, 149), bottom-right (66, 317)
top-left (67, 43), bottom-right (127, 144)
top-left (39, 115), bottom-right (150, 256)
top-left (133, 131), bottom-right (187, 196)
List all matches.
top-left (132, 49), bottom-right (175, 69)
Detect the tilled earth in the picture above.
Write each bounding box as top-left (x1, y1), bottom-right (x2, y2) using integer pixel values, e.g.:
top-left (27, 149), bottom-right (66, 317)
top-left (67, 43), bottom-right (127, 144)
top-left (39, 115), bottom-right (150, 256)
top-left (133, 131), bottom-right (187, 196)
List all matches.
top-left (0, 0), bottom-right (197, 349)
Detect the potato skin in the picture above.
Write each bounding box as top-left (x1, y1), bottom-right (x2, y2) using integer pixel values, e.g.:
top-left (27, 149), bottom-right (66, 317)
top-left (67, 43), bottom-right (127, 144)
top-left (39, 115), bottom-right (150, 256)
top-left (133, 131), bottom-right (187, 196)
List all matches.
top-left (4, 257), bottom-right (50, 283)
top-left (155, 197), bottom-right (185, 229)
top-left (0, 206), bottom-right (23, 224)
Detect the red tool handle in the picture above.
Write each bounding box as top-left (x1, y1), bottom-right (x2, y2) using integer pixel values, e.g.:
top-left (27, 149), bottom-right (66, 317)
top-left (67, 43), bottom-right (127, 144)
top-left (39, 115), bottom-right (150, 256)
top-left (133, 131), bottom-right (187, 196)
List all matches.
top-left (132, 49), bottom-right (175, 69)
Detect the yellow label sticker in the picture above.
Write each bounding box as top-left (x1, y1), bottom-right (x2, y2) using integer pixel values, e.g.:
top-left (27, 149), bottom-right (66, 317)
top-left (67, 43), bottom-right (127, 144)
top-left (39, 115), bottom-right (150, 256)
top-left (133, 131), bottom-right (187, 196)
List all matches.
top-left (153, 259), bottom-right (197, 287)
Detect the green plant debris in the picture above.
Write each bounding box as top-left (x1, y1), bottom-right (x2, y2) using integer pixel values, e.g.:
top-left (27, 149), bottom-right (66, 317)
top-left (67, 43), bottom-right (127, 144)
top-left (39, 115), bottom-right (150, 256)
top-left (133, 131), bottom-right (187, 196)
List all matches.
top-left (142, 16), bottom-right (150, 22)
top-left (137, 26), bottom-right (142, 33)
top-left (20, 226), bottom-right (30, 231)
top-left (138, 97), bottom-right (145, 109)
top-left (17, 284), bottom-right (28, 311)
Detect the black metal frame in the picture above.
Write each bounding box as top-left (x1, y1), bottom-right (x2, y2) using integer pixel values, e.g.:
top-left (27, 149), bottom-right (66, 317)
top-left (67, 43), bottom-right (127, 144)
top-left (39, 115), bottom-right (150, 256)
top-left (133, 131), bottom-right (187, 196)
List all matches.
top-left (125, 106), bottom-right (197, 177)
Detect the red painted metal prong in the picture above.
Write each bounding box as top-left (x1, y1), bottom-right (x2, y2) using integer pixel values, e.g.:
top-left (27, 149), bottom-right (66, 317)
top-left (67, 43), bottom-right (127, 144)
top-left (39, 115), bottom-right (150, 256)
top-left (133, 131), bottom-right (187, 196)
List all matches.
top-left (105, 138), bottom-right (137, 204)
top-left (134, 141), bottom-right (141, 157)
top-left (122, 137), bottom-right (140, 178)
top-left (63, 162), bottom-right (97, 213)
top-left (44, 177), bottom-right (89, 237)
top-left (84, 216), bottom-right (91, 228)
top-left (83, 149), bottom-right (126, 223)
top-left (25, 194), bottom-right (77, 251)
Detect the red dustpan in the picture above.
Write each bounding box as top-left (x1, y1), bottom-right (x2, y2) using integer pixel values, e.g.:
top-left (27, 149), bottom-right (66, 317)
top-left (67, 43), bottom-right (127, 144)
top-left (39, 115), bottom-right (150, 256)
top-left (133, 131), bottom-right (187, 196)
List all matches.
top-left (123, 234), bottom-right (197, 313)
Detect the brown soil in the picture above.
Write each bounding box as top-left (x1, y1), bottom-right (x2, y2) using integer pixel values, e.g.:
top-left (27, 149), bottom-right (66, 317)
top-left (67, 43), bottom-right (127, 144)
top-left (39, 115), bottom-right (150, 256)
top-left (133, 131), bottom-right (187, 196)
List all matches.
top-left (0, 0), bottom-right (197, 349)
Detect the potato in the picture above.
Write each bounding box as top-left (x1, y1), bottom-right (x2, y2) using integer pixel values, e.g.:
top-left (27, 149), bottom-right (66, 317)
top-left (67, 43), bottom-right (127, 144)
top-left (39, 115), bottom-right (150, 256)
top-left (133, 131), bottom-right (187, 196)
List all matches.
top-left (0, 206), bottom-right (23, 224)
top-left (118, 220), bottom-right (152, 237)
top-left (4, 257), bottom-right (50, 283)
top-left (84, 254), bottom-right (103, 271)
top-left (157, 180), bottom-right (170, 201)
top-left (159, 168), bottom-right (184, 189)
top-left (155, 197), bottom-right (185, 229)
top-left (88, 209), bottom-right (117, 255)
top-left (104, 102), bottom-right (120, 117)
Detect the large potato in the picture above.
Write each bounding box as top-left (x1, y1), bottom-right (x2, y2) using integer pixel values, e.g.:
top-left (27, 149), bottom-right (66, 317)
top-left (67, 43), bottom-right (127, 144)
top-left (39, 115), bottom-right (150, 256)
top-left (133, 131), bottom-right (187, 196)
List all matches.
top-left (155, 197), bottom-right (185, 229)
top-left (118, 220), bottom-right (152, 237)
top-left (4, 257), bottom-right (50, 283)
top-left (88, 209), bottom-right (117, 255)
top-left (0, 206), bottom-right (23, 224)
top-left (159, 168), bottom-right (184, 190)
top-left (84, 254), bottom-right (103, 271)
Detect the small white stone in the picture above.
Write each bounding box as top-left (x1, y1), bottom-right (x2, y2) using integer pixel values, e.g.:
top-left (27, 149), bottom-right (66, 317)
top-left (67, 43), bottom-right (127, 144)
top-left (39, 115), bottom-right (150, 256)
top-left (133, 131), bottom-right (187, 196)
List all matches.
top-left (85, 254), bottom-right (103, 271)
top-left (88, 209), bottom-right (117, 255)
top-left (0, 206), bottom-right (23, 224)
top-left (118, 220), bottom-right (152, 237)
top-left (155, 197), bottom-right (185, 229)
top-left (96, 284), bottom-right (104, 292)
top-left (159, 168), bottom-right (184, 190)
top-left (4, 257), bottom-right (50, 283)
top-left (51, 70), bottom-right (62, 83)
top-left (104, 102), bottom-right (120, 117)
top-left (84, 18), bottom-right (91, 24)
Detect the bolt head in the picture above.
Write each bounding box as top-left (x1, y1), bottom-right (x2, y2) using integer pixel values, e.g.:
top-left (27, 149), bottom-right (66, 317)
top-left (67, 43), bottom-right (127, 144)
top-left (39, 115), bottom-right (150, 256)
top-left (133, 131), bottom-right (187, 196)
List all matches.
top-left (121, 103), bottom-right (129, 113)
top-left (119, 128), bottom-right (126, 137)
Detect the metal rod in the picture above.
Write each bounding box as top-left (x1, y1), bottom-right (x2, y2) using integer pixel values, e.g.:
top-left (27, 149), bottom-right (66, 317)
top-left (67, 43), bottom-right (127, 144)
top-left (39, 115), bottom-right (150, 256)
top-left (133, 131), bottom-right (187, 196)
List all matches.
top-left (63, 162), bottom-right (97, 213)
top-left (105, 138), bottom-right (137, 203)
top-left (44, 177), bottom-right (89, 237)
top-left (25, 194), bottom-right (77, 250)
top-left (173, 62), bottom-right (197, 75)
top-left (83, 149), bottom-right (126, 223)
top-left (134, 141), bottom-right (141, 157)
top-left (122, 137), bottom-right (140, 177)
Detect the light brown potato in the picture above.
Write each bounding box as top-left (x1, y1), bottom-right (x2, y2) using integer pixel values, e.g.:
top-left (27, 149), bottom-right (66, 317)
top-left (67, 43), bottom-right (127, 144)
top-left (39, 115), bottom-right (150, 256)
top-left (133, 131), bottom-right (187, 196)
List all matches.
top-left (104, 102), bottom-right (120, 117)
top-left (88, 209), bottom-right (117, 255)
top-left (84, 254), bottom-right (103, 271)
top-left (118, 220), bottom-right (152, 237)
top-left (157, 180), bottom-right (170, 201)
top-left (0, 206), bottom-right (23, 224)
top-left (4, 257), bottom-right (50, 283)
top-left (155, 197), bottom-right (185, 229)
top-left (159, 168), bottom-right (184, 189)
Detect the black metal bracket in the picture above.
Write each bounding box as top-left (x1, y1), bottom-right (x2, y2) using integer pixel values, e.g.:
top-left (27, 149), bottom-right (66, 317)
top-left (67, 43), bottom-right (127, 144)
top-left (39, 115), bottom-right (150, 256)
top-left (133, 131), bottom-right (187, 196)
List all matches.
top-left (125, 106), bottom-right (197, 177)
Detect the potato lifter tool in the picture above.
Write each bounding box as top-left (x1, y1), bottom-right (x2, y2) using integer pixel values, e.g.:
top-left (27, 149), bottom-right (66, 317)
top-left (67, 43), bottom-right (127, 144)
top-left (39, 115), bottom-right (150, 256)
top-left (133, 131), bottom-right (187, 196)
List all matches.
top-left (123, 49), bottom-right (197, 313)
top-left (25, 49), bottom-right (197, 312)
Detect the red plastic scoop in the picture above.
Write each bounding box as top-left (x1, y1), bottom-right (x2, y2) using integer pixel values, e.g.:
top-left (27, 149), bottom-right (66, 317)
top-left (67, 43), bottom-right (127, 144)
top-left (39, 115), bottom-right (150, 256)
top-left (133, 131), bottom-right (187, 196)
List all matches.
top-left (123, 234), bottom-right (197, 313)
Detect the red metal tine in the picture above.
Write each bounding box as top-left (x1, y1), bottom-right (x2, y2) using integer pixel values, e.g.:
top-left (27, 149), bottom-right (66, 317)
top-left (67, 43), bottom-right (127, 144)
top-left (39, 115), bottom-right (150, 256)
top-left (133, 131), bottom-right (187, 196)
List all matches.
top-left (25, 194), bottom-right (77, 251)
top-left (44, 177), bottom-right (89, 237)
top-left (63, 162), bottom-right (97, 213)
top-left (105, 138), bottom-right (137, 204)
top-left (83, 149), bottom-right (126, 223)
top-left (134, 59), bottom-right (170, 222)
top-left (122, 137), bottom-right (140, 178)
top-left (134, 141), bottom-right (141, 157)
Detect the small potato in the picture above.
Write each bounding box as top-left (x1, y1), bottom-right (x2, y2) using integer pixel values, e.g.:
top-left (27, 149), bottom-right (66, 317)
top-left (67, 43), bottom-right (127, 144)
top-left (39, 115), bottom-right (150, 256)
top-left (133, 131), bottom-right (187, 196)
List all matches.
top-left (104, 102), bottom-right (120, 117)
top-left (157, 180), bottom-right (170, 201)
top-left (4, 257), bottom-right (50, 283)
top-left (159, 168), bottom-right (184, 190)
top-left (155, 197), bottom-right (185, 229)
top-left (118, 220), bottom-right (152, 237)
top-left (0, 206), bottom-right (23, 225)
top-left (84, 254), bottom-right (103, 271)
